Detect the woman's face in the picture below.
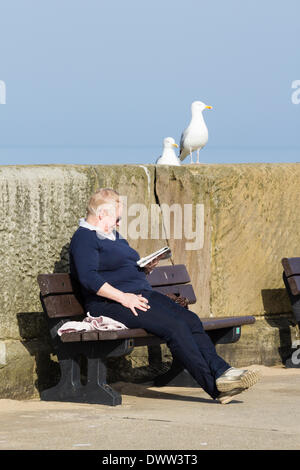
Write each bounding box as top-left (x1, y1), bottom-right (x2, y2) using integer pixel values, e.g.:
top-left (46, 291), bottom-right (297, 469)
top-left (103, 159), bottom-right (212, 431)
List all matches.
top-left (100, 201), bottom-right (123, 232)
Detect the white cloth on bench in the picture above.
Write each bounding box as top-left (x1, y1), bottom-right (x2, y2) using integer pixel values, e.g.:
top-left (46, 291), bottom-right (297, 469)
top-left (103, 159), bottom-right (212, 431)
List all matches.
top-left (57, 312), bottom-right (128, 336)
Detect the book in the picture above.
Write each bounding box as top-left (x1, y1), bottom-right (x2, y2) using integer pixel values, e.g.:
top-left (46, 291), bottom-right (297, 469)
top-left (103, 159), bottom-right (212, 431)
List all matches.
top-left (137, 246), bottom-right (172, 268)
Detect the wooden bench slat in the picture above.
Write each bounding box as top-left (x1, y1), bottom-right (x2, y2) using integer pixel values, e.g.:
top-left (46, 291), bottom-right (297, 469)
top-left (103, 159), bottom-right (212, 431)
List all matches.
top-left (282, 258), bottom-right (300, 277)
top-left (38, 265), bottom-right (191, 297)
top-left (81, 331), bottom-right (99, 342)
top-left (201, 315), bottom-right (255, 330)
top-left (43, 294), bottom-right (85, 318)
top-left (146, 264), bottom-right (190, 286)
top-left (153, 284), bottom-right (196, 304)
top-left (286, 276), bottom-right (300, 296)
top-left (60, 331), bottom-right (82, 342)
top-left (38, 273), bottom-right (75, 295)
top-left (60, 315), bottom-right (255, 342)
top-left (281, 258), bottom-right (300, 295)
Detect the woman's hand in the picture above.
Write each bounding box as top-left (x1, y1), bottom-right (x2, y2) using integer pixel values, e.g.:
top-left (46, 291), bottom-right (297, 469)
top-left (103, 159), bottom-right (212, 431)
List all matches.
top-left (143, 259), bottom-right (160, 275)
top-left (97, 283), bottom-right (151, 316)
top-left (120, 293), bottom-right (151, 316)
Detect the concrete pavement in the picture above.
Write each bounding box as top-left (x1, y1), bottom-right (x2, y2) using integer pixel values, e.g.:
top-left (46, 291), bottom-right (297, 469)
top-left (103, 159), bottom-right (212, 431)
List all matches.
top-left (0, 365), bottom-right (299, 450)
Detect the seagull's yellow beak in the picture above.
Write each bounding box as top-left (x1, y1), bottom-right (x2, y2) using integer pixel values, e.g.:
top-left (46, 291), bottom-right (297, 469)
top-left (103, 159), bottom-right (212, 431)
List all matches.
top-left (173, 143), bottom-right (179, 148)
top-left (205, 105), bottom-right (213, 109)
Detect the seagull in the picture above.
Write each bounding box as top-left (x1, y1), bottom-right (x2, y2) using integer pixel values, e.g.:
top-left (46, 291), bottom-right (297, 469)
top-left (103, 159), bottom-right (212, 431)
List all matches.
top-left (179, 101), bottom-right (212, 164)
top-left (156, 137), bottom-right (181, 166)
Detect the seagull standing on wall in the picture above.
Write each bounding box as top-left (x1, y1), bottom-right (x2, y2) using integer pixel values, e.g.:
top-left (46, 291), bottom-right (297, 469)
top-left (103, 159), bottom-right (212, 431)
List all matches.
top-left (156, 137), bottom-right (180, 166)
top-left (179, 101), bottom-right (212, 164)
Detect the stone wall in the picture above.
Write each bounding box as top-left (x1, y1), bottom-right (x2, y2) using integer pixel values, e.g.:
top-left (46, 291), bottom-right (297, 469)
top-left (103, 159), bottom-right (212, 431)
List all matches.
top-left (0, 163), bottom-right (298, 398)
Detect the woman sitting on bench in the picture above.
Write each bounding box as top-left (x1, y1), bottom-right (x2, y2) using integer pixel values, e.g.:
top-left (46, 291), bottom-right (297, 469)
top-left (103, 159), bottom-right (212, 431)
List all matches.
top-left (69, 188), bottom-right (260, 405)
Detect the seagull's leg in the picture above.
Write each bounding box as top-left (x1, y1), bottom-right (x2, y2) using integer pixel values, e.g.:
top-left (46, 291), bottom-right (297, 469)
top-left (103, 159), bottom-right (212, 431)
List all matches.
top-left (190, 148), bottom-right (193, 164)
top-left (196, 149), bottom-right (200, 163)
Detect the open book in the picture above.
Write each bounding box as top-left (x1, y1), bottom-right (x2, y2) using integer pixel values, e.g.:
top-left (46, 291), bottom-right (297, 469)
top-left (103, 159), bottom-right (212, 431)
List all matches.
top-left (137, 246), bottom-right (172, 268)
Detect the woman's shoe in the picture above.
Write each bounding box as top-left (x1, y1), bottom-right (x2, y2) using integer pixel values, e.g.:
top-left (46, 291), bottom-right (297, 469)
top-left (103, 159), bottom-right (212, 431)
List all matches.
top-left (216, 367), bottom-right (260, 393)
top-left (217, 387), bottom-right (245, 405)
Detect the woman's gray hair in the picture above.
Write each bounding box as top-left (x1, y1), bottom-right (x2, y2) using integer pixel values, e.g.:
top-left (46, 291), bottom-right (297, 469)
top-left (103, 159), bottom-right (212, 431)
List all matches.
top-left (87, 188), bottom-right (121, 217)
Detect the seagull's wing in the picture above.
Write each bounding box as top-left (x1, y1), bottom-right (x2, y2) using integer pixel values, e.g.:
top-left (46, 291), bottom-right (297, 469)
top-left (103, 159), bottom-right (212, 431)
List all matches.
top-left (179, 127), bottom-right (189, 161)
top-left (179, 131), bottom-right (185, 154)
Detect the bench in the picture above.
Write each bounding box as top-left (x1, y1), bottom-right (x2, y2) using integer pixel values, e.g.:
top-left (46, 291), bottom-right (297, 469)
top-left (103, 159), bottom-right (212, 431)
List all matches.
top-left (282, 257), bottom-right (300, 324)
top-left (37, 264), bottom-right (255, 406)
top-left (282, 257), bottom-right (300, 296)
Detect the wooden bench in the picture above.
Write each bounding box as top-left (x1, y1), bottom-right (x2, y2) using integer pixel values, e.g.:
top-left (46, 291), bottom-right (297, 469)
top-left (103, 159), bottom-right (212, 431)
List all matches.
top-left (37, 264), bottom-right (255, 406)
top-left (282, 257), bottom-right (300, 326)
top-left (282, 257), bottom-right (300, 296)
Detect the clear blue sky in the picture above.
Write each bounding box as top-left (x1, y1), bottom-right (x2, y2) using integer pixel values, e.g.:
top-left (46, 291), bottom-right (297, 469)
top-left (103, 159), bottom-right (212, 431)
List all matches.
top-left (0, 0), bottom-right (299, 164)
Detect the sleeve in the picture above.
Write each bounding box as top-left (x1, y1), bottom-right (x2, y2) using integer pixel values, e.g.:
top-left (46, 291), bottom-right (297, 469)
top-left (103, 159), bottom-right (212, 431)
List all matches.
top-left (70, 231), bottom-right (108, 294)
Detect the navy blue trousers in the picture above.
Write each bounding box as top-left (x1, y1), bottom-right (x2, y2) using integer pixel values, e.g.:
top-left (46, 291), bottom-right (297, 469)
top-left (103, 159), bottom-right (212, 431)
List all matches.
top-left (88, 289), bottom-right (231, 399)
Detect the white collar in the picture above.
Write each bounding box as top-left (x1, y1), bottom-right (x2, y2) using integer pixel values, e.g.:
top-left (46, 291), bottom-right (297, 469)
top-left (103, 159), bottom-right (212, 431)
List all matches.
top-left (79, 218), bottom-right (116, 241)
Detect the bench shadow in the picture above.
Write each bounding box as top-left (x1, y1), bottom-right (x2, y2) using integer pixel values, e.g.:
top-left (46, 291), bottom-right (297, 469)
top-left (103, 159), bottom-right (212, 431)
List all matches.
top-left (16, 311), bottom-right (61, 393)
top-left (53, 243), bottom-right (70, 273)
top-left (111, 381), bottom-right (243, 404)
top-left (261, 288), bottom-right (296, 364)
top-left (16, 244), bottom-right (71, 394)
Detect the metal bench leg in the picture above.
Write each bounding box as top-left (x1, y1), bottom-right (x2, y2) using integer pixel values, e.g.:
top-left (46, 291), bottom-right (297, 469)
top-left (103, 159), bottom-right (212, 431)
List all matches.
top-left (41, 356), bottom-right (82, 402)
top-left (82, 355), bottom-right (122, 406)
top-left (41, 353), bottom-right (121, 405)
top-left (76, 338), bottom-right (134, 405)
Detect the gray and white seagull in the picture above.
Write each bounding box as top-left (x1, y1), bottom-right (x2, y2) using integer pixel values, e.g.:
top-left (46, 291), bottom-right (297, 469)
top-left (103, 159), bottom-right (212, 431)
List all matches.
top-left (179, 101), bottom-right (213, 164)
top-left (156, 137), bottom-right (180, 166)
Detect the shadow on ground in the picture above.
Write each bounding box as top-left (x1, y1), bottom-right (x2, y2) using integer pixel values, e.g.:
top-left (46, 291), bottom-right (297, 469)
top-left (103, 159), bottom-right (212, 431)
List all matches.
top-left (261, 287), bottom-right (297, 364)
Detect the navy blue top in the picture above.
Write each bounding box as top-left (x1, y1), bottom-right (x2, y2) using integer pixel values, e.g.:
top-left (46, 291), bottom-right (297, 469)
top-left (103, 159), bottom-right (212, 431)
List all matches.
top-left (69, 226), bottom-right (153, 313)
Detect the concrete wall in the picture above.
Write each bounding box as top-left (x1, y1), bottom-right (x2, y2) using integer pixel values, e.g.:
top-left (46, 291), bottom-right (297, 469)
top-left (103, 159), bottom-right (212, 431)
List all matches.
top-left (0, 163), bottom-right (299, 398)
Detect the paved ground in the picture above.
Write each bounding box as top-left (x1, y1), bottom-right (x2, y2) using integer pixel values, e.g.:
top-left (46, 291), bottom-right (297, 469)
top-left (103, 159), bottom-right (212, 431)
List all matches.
top-left (0, 365), bottom-right (299, 450)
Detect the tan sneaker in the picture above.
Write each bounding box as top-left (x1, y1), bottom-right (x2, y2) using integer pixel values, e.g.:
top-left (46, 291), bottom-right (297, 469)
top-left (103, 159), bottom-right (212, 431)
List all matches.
top-left (218, 388), bottom-right (245, 405)
top-left (216, 367), bottom-right (260, 393)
